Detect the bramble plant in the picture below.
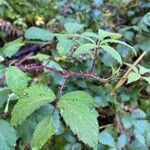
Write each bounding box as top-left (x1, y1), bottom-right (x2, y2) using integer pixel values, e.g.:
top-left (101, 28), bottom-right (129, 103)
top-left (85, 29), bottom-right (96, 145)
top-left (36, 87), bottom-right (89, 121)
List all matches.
top-left (0, 22), bottom-right (150, 150)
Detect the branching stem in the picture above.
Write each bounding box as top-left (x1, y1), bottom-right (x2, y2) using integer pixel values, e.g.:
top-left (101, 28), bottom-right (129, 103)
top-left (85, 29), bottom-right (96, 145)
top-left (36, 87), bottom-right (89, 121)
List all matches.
top-left (43, 64), bottom-right (126, 83)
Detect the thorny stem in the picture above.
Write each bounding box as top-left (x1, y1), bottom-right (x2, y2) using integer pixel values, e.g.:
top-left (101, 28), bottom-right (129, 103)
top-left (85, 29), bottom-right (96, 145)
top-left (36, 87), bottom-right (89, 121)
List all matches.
top-left (90, 39), bottom-right (101, 72)
top-left (15, 52), bottom-right (33, 66)
top-left (43, 64), bottom-right (126, 83)
top-left (17, 60), bottom-right (126, 102)
top-left (16, 56), bottom-right (126, 98)
top-left (43, 64), bottom-right (107, 82)
top-left (91, 47), bottom-right (98, 72)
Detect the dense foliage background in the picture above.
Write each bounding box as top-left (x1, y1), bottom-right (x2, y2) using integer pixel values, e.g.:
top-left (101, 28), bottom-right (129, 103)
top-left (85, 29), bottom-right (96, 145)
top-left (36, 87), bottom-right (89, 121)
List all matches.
top-left (0, 0), bottom-right (150, 149)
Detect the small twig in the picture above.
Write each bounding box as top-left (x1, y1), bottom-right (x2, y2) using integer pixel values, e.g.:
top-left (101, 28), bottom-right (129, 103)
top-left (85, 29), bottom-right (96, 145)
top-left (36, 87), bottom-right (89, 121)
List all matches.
top-left (57, 76), bottom-right (68, 98)
top-left (50, 77), bottom-right (68, 116)
top-left (99, 124), bottom-right (112, 129)
top-left (0, 76), bottom-right (5, 85)
top-left (51, 104), bottom-right (57, 116)
top-left (111, 51), bottom-right (147, 94)
top-left (91, 47), bottom-right (98, 72)
top-left (115, 113), bottom-right (124, 133)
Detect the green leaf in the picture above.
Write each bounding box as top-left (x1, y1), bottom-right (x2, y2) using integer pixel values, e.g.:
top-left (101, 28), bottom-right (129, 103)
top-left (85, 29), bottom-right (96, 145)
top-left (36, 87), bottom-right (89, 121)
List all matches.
top-left (138, 39), bottom-right (150, 52)
top-left (16, 115), bottom-right (37, 143)
top-left (0, 0), bottom-right (11, 8)
top-left (0, 55), bottom-right (4, 62)
top-left (101, 39), bottom-right (137, 55)
top-left (31, 116), bottom-right (56, 149)
top-left (98, 29), bottom-right (108, 40)
top-left (122, 113), bottom-right (134, 129)
top-left (94, 96), bottom-right (108, 107)
top-left (134, 120), bottom-right (150, 134)
top-left (146, 132), bottom-right (150, 146)
top-left (43, 60), bottom-right (63, 71)
top-left (99, 130), bottom-right (116, 147)
top-left (141, 77), bottom-right (150, 84)
top-left (134, 130), bottom-right (146, 145)
top-left (124, 63), bottom-right (139, 73)
top-left (25, 27), bottom-right (54, 41)
top-left (58, 91), bottom-right (99, 150)
top-left (128, 139), bottom-right (148, 150)
top-left (0, 37), bottom-right (24, 58)
top-left (138, 65), bottom-right (150, 75)
top-left (5, 66), bottom-right (31, 96)
top-left (132, 109), bottom-right (146, 119)
top-left (16, 104), bottom-right (53, 143)
top-left (127, 72), bottom-right (141, 84)
top-left (101, 45), bottom-right (122, 64)
top-left (73, 43), bottom-right (96, 56)
top-left (82, 31), bottom-right (98, 39)
top-left (30, 54), bottom-right (49, 61)
top-left (64, 22), bottom-right (85, 34)
top-left (0, 119), bottom-right (17, 149)
top-left (143, 12), bottom-right (150, 26)
top-left (15, 104), bottom-right (57, 144)
top-left (98, 29), bottom-right (122, 40)
top-left (117, 133), bottom-right (127, 149)
top-left (34, 104), bottom-right (63, 134)
top-left (11, 84), bottom-right (56, 126)
top-left (57, 37), bottom-right (74, 55)
top-left (0, 88), bottom-right (10, 108)
top-left (0, 134), bottom-right (7, 150)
